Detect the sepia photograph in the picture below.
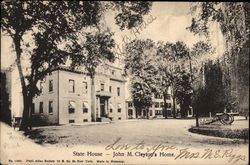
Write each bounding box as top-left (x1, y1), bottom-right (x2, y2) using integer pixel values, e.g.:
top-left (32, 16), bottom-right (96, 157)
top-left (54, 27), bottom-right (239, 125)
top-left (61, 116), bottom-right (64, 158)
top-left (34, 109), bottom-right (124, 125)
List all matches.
top-left (1, 1), bottom-right (249, 164)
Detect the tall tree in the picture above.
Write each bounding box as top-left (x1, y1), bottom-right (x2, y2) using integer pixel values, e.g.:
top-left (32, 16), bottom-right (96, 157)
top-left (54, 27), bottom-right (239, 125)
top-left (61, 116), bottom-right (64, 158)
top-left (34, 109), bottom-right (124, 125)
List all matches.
top-left (124, 39), bottom-right (157, 119)
top-left (155, 41), bottom-right (178, 118)
top-left (188, 2), bottom-right (249, 118)
top-left (171, 41), bottom-right (192, 118)
top-left (189, 41), bottom-right (214, 125)
top-left (192, 60), bottom-right (226, 117)
top-left (1, 1), bottom-right (152, 131)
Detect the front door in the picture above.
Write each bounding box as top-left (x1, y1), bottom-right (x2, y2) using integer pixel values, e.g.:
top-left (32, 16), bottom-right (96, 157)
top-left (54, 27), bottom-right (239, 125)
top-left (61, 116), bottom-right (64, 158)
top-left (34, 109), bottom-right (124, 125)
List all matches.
top-left (100, 98), bottom-right (106, 117)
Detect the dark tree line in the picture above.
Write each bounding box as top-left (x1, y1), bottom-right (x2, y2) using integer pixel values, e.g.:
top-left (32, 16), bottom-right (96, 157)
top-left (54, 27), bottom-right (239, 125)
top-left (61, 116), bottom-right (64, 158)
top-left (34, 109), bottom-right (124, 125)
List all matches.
top-left (0, 72), bottom-right (11, 125)
top-left (192, 60), bottom-right (225, 117)
top-left (189, 2), bottom-right (249, 118)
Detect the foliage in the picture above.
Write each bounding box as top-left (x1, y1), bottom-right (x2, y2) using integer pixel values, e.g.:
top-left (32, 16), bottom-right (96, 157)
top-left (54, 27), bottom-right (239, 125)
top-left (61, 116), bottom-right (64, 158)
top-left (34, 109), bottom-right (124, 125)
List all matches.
top-left (124, 39), bottom-right (157, 117)
top-left (111, 1), bottom-right (153, 30)
top-left (192, 61), bottom-right (226, 117)
top-left (68, 31), bottom-right (116, 78)
top-left (1, 1), bottom-right (152, 130)
top-left (174, 71), bottom-right (192, 118)
top-left (155, 41), bottom-right (190, 118)
top-left (188, 2), bottom-right (249, 116)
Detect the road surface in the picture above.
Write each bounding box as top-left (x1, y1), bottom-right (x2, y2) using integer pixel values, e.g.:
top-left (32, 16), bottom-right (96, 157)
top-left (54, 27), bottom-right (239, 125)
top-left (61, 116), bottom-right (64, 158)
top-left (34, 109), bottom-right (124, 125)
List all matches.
top-left (1, 119), bottom-right (248, 165)
top-left (28, 119), bottom-right (248, 148)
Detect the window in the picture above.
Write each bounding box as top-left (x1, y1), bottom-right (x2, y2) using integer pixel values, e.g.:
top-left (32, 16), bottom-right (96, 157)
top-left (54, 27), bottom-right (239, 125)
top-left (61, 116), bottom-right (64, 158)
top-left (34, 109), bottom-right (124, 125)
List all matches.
top-left (109, 86), bottom-right (112, 92)
top-left (83, 102), bottom-right (88, 113)
top-left (101, 83), bottom-right (104, 91)
top-left (49, 101), bottom-right (53, 113)
top-left (68, 101), bottom-right (75, 113)
top-left (83, 108), bottom-right (88, 113)
top-left (110, 104), bottom-right (114, 113)
top-left (155, 110), bottom-right (162, 115)
top-left (150, 110), bottom-right (153, 116)
top-left (69, 80), bottom-right (75, 93)
top-left (118, 117), bottom-right (121, 120)
top-left (69, 120), bottom-right (75, 123)
top-left (155, 102), bottom-right (160, 108)
top-left (31, 103), bottom-right (35, 114)
top-left (49, 80), bottom-right (53, 92)
top-left (128, 102), bottom-right (133, 107)
top-left (83, 119), bottom-right (88, 122)
top-left (40, 81), bottom-right (44, 93)
top-left (111, 70), bottom-right (115, 75)
top-left (160, 102), bottom-right (164, 108)
top-left (117, 104), bottom-right (121, 113)
top-left (39, 102), bottom-right (43, 113)
top-left (117, 87), bottom-right (120, 96)
top-left (82, 82), bottom-right (88, 93)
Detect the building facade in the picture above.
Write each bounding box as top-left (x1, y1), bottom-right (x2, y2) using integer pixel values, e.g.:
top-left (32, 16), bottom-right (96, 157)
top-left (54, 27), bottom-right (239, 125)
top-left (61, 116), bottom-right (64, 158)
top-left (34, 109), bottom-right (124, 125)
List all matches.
top-left (125, 87), bottom-right (193, 119)
top-left (32, 63), bottom-right (126, 125)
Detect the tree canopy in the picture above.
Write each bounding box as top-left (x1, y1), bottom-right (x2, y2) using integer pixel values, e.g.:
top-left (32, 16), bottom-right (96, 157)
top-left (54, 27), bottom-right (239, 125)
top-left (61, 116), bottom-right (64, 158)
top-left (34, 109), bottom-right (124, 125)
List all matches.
top-left (1, 1), bottom-right (153, 130)
top-left (188, 2), bottom-right (249, 116)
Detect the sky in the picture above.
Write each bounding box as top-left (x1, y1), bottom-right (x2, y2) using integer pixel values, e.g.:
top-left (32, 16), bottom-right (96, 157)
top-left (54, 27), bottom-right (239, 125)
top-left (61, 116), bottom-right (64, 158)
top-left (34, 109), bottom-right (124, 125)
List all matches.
top-left (103, 2), bottom-right (206, 66)
top-left (106, 2), bottom-right (201, 44)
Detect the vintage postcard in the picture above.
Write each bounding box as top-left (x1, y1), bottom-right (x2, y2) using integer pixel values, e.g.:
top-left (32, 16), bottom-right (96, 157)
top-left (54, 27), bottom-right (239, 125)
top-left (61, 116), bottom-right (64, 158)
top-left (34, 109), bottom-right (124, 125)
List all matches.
top-left (1, 2), bottom-right (249, 165)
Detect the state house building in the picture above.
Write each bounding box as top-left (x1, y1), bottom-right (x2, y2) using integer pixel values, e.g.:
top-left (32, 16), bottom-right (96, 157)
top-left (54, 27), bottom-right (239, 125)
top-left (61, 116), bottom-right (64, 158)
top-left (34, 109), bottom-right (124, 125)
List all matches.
top-left (32, 63), bottom-right (126, 125)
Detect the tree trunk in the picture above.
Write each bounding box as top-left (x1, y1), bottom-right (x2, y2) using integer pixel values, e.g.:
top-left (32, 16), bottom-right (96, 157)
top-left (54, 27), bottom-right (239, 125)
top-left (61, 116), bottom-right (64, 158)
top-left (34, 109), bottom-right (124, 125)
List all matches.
top-left (188, 53), bottom-right (199, 126)
top-left (13, 35), bottom-right (30, 132)
top-left (19, 95), bottom-right (32, 131)
top-left (146, 108), bottom-right (149, 119)
top-left (163, 92), bottom-right (168, 119)
top-left (193, 89), bottom-right (199, 127)
top-left (90, 76), bottom-right (96, 121)
top-left (172, 94), bottom-right (176, 119)
top-left (135, 108), bottom-right (138, 119)
top-left (180, 104), bottom-right (183, 118)
top-left (180, 103), bottom-right (187, 118)
top-left (171, 84), bottom-right (176, 118)
top-left (195, 109), bottom-right (199, 127)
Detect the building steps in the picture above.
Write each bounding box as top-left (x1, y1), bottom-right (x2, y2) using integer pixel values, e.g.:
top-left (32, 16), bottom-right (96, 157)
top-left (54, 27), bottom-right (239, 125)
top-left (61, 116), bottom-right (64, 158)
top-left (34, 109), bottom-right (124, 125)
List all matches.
top-left (96, 117), bottom-right (111, 122)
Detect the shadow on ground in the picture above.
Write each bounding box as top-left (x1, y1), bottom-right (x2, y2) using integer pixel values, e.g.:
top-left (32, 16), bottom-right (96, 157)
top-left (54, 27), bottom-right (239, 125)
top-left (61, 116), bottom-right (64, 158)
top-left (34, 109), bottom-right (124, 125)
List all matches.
top-left (24, 129), bottom-right (69, 145)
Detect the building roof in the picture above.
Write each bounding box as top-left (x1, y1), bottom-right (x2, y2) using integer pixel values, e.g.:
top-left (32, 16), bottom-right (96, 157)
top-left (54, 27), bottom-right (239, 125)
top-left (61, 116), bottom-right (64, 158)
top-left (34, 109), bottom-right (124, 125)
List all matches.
top-left (52, 64), bottom-right (126, 82)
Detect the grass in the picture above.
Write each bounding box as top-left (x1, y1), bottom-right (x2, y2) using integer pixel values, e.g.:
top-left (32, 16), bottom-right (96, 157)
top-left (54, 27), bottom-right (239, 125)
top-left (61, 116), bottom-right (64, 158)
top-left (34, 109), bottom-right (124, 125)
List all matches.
top-left (189, 124), bottom-right (249, 140)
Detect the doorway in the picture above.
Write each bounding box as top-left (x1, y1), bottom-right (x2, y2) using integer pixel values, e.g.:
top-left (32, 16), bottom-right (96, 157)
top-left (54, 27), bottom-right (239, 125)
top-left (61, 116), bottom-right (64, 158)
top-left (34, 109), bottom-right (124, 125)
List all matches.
top-left (100, 98), bottom-right (106, 117)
